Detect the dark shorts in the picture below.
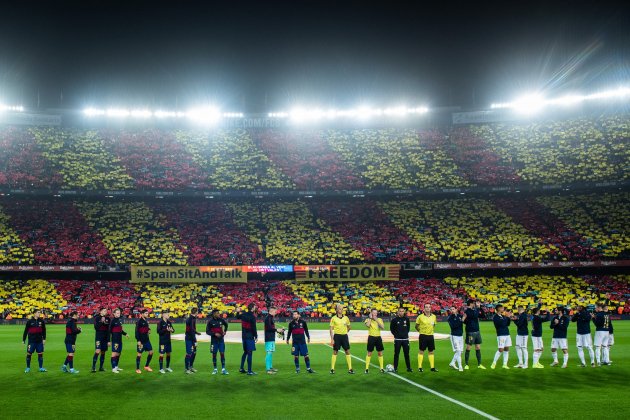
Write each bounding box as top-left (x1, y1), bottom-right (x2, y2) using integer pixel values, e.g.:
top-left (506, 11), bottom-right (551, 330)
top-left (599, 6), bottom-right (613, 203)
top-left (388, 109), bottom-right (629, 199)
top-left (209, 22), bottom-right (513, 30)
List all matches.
top-left (65, 343), bottom-right (76, 353)
top-left (419, 334), bottom-right (435, 352)
top-left (333, 334), bottom-right (350, 351)
top-left (185, 339), bottom-right (197, 355)
top-left (291, 343), bottom-right (309, 356)
top-left (211, 341), bottom-right (225, 354)
top-left (159, 342), bottom-right (172, 354)
top-left (367, 336), bottom-right (384, 352)
top-left (242, 339), bottom-right (256, 352)
top-left (466, 331), bottom-right (483, 345)
top-left (27, 342), bottom-right (44, 354)
top-left (137, 341), bottom-right (152, 353)
top-left (112, 341), bottom-right (123, 353)
top-left (95, 337), bottom-right (108, 352)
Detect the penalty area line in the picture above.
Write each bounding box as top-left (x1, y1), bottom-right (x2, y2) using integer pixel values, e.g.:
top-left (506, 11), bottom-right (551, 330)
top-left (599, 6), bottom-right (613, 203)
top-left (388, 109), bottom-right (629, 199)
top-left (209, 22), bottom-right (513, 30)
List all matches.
top-left (324, 345), bottom-right (500, 420)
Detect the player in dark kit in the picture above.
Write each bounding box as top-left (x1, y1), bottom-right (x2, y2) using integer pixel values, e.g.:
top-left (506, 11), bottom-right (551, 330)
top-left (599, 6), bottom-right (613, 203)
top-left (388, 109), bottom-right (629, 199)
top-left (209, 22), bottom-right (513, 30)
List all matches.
top-left (550, 307), bottom-right (569, 368)
top-left (447, 306), bottom-right (464, 371)
top-left (390, 307), bottom-right (412, 372)
top-left (135, 309), bottom-right (154, 374)
top-left (185, 307), bottom-right (201, 374)
top-left (206, 309), bottom-right (229, 375)
top-left (571, 305), bottom-right (595, 367)
top-left (62, 311), bottom-right (81, 374)
top-left (287, 311), bottom-right (314, 374)
top-left (92, 307), bottom-right (110, 372)
top-left (531, 305), bottom-right (549, 368)
top-left (463, 300), bottom-right (486, 369)
top-left (236, 303), bottom-right (258, 375)
top-left (157, 310), bottom-right (175, 374)
top-left (23, 309), bottom-right (47, 373)
top-left (109, 308), bottom-right (129, 373)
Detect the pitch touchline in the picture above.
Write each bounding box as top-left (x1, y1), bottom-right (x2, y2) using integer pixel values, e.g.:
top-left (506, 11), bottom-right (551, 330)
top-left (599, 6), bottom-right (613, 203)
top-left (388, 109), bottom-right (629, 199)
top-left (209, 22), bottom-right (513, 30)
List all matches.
top-left (324, 345), bottom-right (500, 420)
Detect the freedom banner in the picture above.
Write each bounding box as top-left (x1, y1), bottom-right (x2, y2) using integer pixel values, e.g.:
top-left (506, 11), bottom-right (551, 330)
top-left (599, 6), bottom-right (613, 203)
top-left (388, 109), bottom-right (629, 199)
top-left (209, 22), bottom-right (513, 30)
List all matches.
top-left (294, 265), bottom-right (399, 281)
top-left (131, 266), bottom-right (247, 283)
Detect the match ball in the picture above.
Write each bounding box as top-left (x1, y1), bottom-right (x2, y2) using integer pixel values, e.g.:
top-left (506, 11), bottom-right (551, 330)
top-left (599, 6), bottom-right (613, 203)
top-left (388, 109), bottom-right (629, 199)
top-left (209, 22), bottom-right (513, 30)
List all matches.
top-left (386, 364), bottom-right (395, 372)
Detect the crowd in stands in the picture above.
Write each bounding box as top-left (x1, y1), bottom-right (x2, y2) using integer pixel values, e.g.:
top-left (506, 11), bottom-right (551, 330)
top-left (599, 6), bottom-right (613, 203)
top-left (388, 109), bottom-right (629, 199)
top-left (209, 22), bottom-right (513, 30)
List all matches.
top-left (325, 129), bottom-right (470, 189)
top-left (1, 200), bottom-right (112, 265)
top-left (493, 197), bottom-right (601, 261)
top-left (538, 193), bottom-right (629, 259)
top-left (0, 280), bottom-right (66, 319)
top-left (53, 280), bottom-right (138, 318)
top-left (75, 201), bottom-right (187, 265)
top-left (150, 201), bottom-right (263, 265)
top-left (380, 198), bottom-right (552, 262)
top-left (253, 129), bottom-right (364, 190)
top-left (32, 128), bottom-right (134, 190)
top-left (446, 127), bottom-right (521, 185)
top-left (227, 201), bottom-right (364, 264)
top-left (1, 274), bottom-right (628, 319)
top-left (443, 274), bottom-right (629, 313)
top-left (0, 206), bottom-right (34, 264)
top-left (309, 200), bottom-right (426, 262)
top-left (102, 129), bottom-right (213, 190)
top-left (470, 116), bottom-right (629, 185)
top-left (0, 127), bottom-right (61, 189)
top-left (175, 129), bottom-right (293, 190)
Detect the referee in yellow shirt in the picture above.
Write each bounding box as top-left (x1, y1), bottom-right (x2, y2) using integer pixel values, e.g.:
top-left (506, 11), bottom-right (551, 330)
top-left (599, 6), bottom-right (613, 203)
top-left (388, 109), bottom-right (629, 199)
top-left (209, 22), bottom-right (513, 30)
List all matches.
top-left (329, 304), bottom-right (354, 374)
top-left (364, 308), bottom-right (385, 373)
top-left (415, 303), bottom-right (438, 372)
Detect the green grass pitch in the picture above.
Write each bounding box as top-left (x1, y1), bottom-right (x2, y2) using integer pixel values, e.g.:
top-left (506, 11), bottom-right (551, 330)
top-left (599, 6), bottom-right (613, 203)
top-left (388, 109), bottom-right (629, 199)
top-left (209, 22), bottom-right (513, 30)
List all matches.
top-left (1, 321), bottom-right (627, 419)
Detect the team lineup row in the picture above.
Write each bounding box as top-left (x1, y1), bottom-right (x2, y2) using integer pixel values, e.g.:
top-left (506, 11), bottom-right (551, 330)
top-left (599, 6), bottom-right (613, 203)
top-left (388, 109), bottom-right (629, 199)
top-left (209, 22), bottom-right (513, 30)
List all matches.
top-left (21, 300), bottom-right (616, 375)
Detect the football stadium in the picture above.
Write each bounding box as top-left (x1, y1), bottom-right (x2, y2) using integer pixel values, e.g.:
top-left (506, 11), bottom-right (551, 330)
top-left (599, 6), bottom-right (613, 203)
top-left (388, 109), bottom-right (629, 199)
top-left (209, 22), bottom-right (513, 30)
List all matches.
top-left (1, 2), bottom-right (629, 419)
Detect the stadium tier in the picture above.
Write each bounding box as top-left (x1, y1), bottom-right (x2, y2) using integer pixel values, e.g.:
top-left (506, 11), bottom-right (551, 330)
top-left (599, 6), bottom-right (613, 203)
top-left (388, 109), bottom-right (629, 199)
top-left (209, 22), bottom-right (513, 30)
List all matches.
top-left (0, 117), bottom-right (628, 191)
top-left (0, 194), bottom-right (627, 265)
top-left (1, 275), bottom-right (627, 319)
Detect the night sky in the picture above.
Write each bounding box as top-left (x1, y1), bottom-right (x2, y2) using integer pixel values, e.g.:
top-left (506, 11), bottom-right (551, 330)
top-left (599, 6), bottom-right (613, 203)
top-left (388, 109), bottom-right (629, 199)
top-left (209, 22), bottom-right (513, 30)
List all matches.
top-left (1, 0), bottom-right (629, 112)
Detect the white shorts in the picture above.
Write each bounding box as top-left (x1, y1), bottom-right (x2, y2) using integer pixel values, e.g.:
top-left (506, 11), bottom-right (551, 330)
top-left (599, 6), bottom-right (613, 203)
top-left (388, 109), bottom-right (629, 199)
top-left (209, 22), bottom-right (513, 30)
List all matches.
top-left (594, 331), bottom-right (609, 347)
top-left (497, 335), bottom-right (512, 348)
top-left (532, 336), bottom-right (543, 350)
top-left (608, 334), bottom-right (614, 346)
top-left (551, 338), bottom-right (568, 350)
top-left (576, 334), bottom-right (592, 348)
top-left (516, 335), bottom-right (528, 348)
top-left (450, 335), bottom-right (464, 352)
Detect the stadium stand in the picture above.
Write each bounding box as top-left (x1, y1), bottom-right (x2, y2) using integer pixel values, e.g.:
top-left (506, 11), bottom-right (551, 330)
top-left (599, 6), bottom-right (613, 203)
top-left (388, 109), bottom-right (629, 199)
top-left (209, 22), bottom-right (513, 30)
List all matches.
top-left (175, 129), bottom-right (294, 190)
top-left (493, 197), bottom-right (601, 261)
top-left (325, 128), bottom-right (470, 189)
top-left (470, 116), bottom-right (630, 184)
top-left (216, 280), bottom-right (305, 316)
top-left (537, 192), bottom-right (629, 259)
top-left (136, 283), bottom-right (230, 318)
top-left (227, 201), bottom-right (364, 264)
top-left (101, 129), bottom-right (213, 190)
top-left (1, 200), bottom-right (113, 265)
top-left (53, 280), bottom-right (138, 318)
top-left (75, 201), bottom-right (187, 265)
top-left (443, 274), bottom-right (629, 313)
top-left (253, 129), bottom-right (365, 190)
top-left (150, 201), bottom-right (263, 265)
top-left (380, 198), bottom-right (553, 262)
top-left (0, 127), bottom-right (62, 189)
top-left (32, 128), bottom-right (134, 190)
top-left (285, 281), bottom-right (401, 317)
top-left (0, 205), bottom-right (34, 264)
top-left (445, 126), bottom-right (522, 185)
top-left (308, 199), bottom-right (426, 262)
top-left (386, 278), bottom-right (468, 314)
top-left (0, 279), bottom-right (66, 319)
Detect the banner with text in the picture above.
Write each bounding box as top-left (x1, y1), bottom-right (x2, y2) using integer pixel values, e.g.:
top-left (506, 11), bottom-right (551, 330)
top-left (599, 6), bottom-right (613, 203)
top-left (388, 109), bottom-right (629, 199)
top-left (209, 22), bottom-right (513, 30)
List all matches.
top-left (294, 265), bottom-right (400, 281)
top-left (131, 266), bottom-right (247, 283)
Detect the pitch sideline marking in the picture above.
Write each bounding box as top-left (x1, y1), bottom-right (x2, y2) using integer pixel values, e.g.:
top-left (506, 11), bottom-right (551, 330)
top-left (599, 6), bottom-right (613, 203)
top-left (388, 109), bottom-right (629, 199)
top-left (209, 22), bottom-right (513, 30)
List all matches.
top-left (325, 345), bottom-right (500, 420)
